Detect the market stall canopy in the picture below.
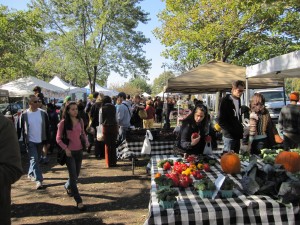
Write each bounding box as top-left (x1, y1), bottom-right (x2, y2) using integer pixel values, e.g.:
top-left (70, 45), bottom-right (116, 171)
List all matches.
top-left (49, 76), bottom-right (85, 93)
top-left (0, 76), bottom-right (65, 97)
top-left (165, 60), bottom-right (283, 94)
top-left (142, 92), bottom-right (151, 97)
top-left (84, 83), bottom-right (119, 97)
top-left (246, 50), bottom-right (300, 78)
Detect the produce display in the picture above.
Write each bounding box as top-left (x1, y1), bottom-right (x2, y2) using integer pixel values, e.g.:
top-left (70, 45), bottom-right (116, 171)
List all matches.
top-left (156, 155), bottom-right (216, 189)
top-left (155, 149), bottom-right (300, 203)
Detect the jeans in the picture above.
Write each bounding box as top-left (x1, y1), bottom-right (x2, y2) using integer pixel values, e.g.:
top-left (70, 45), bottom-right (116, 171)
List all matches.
top-left (27, 142), bottom-right (43, 182)
top-left (65, 150), bottom-right (83, 204)
top-left (223, 137), bottom-right (240, 154)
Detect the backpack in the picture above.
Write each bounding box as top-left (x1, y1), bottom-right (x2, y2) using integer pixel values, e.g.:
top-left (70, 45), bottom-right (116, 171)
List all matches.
top-left (138, 109), bottom-right (148, 119)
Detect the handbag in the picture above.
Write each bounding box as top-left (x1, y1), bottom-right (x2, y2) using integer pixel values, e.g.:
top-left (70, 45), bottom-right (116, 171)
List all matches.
top-left (96, 125), bottom-right (104, 141)
top-left (138, 109), bottom-right (148, 119)
top-left (57, 123), bottom-right (69, 166)
top-left (141, 130), bottom-right (153, 155)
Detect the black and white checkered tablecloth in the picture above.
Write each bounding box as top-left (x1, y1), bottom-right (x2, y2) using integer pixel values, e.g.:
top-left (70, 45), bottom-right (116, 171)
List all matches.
top-left (117, 140), bottom-right (176, 159)
top-left (144, 155), bottom-right (300, 225)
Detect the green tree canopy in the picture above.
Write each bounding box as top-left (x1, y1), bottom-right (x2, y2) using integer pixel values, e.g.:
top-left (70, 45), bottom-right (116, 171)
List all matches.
top-left (0, 6), bottom-right (44, 84)
top-left (154, 0), bottom-right (300, 72)
top-left (152, 71), bottom-right (175, 95)
top-left (30, 0), bottom-right (151, 91)
top-left (129, 76), bottom-right (152, 94)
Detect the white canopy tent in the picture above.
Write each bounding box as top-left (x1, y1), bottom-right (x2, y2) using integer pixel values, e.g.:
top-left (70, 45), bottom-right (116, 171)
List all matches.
top-left (246, 50), bottom-right (300, 79)
top-left (49, 76), bottom-right (85, 94)
top-left (142, 92), bottom-right (151, 97)
top-left (0, 76), bottom-right (65, 97)
top-left (246, 50), bottom-right (300, 104)
top-left (84, 83), bottom-right (119, 97)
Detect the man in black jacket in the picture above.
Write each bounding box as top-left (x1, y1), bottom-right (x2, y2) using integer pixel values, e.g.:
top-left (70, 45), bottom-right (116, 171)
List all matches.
top-left (218, 80), bottom-right (245, 153)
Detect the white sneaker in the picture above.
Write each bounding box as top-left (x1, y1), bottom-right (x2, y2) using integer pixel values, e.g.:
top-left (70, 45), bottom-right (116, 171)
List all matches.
top-left (36, 181), bottom-right (43, 190)
top-left (27, 174), bottom-right (36, 181)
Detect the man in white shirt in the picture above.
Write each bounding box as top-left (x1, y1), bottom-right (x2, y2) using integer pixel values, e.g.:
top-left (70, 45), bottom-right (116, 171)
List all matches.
top-left (18, 95), bottom-right (50, 190)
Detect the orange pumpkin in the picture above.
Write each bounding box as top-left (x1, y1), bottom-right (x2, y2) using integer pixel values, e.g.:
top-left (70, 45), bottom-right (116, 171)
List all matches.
top-left (275, 151), bottom-right (300, 173)
top-left (220, 152), bottom-right (241, 174)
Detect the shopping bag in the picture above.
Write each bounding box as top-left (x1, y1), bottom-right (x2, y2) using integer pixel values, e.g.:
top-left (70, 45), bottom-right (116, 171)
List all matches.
top-left (141, 130), bottom-right (153, 154)
top-left (203, 142), bottom-right (213, 155)
top-left (96, 125), bottom-right (104, 141)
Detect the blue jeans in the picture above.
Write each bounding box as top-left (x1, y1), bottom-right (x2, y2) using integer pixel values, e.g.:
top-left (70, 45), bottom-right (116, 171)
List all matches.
top-left (27, 142), bottom-right (43, 182)
top-left (223, 137), bottom-right (240, 154)
top-left (65, 150), bottom-right (83, 204)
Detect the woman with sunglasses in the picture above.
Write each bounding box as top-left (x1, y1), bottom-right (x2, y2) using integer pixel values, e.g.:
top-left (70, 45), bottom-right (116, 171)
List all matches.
top-left (179, 104), bottom-right (210, 155)
top-left (56, 101), bottom-right (89, 211)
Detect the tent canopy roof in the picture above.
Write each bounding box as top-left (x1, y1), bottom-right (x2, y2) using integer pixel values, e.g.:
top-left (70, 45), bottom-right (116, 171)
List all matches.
top-left (246, 50), bottom-right (300, 78)
top-left (85, 83), bottom-right (118, 97)
top-left (0, 76), bottom-right (65, 97)
top-left (166, 60), bottom-right (283, 94)
top-left (49, 76), bottom-right (85, 93)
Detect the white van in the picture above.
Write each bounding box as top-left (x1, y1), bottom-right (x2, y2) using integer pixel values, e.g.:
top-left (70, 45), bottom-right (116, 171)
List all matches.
top-left (251, 88), bottom-right (289, 122)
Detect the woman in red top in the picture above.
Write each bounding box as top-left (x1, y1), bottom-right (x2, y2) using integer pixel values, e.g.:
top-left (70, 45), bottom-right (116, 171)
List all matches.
top-left (143, 100), bottom-right (156, 129)
top-left (56, 101), bottom-right (89, 211)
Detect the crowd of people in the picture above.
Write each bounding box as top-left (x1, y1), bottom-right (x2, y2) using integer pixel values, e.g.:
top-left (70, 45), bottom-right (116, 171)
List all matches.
top-left (1, 82), bottom-right (299, 224)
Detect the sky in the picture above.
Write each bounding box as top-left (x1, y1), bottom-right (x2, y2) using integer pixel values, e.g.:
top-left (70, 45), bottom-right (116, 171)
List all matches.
top-left (0, 0), bottom-right (168, 87)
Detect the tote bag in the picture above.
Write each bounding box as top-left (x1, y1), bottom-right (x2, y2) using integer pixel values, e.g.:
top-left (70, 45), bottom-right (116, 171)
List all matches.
top-left (141, 130), bottom-right (153, 155)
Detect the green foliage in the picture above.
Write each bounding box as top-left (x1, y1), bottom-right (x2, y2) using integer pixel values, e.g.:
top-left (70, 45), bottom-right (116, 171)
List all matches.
top-left (285, 78), bottom-right (300, 95)
top-left (152, 71), bottom-right (175, 95)
top-left (154, 175), bottom-right (174, 187)
top-left (194, 178), bottom-right (216, 191)
top-left (0, 6), bottom-right (44, 84)
top-left (156, 187), bottom-right (178, 202)
top-left (129, 77), bottom-right (152, 94)
top-left (28, 0), bottom-right (151, 91)
top-left (154, 0), bottom-right (300, 70)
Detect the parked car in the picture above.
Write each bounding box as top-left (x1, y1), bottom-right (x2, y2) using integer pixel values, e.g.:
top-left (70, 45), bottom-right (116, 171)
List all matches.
top-left (2, 102), bottom-right (22, 115)
top-left (253, 88), bottom-right (289, 122)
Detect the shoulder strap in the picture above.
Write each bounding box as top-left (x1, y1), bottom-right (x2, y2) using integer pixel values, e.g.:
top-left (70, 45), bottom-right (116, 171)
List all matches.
top-left (122, 103), bottom-right (132, 117)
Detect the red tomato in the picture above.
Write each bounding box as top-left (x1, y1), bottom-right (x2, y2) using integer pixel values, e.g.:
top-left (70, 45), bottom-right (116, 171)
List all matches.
top-left (203, 163), bottom-right (210, 172)
top-left (192, 132), bottom-right (199, 139)
top-left (163, 162), bottom-right (171, 170)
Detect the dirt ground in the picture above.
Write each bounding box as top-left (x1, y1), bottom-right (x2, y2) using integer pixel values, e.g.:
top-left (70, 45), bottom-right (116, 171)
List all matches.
top-left (11, 149), bottom-right (151, 225)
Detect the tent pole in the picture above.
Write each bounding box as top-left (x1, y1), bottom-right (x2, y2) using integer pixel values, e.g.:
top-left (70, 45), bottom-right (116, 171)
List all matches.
top-left (245, 78), bottom-right (249, 107)
top-left (283, 78), bottom-right (286, 105)
top-left (161, 92), bottom-right (165, 128)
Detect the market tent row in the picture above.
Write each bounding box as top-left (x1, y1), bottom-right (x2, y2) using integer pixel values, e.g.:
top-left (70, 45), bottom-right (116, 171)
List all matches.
top-left (165, 60), bottom-right (284, 94)
top-left (246, 50), bottom-right (300, 79)
top-left (85, 83), bottom-right (119, 97)
top-left (0, 76), bottom-right (66, 98)
top-left (49, 76), bottom-right (86, 94)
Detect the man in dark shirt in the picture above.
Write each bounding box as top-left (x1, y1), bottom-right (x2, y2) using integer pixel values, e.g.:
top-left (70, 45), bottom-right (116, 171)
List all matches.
top-left (218, 80), bottom-right (245, 153)
top-left (0, 114), bottom-right (23, 225)
top-left (278, 91), bottom-right (300, 149)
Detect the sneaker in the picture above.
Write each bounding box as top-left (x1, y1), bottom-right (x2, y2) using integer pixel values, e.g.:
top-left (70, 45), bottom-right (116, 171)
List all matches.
top-left (27, 174), bottom-right (36, 181)
top-left (36, 181), bottom-right (43, 190)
